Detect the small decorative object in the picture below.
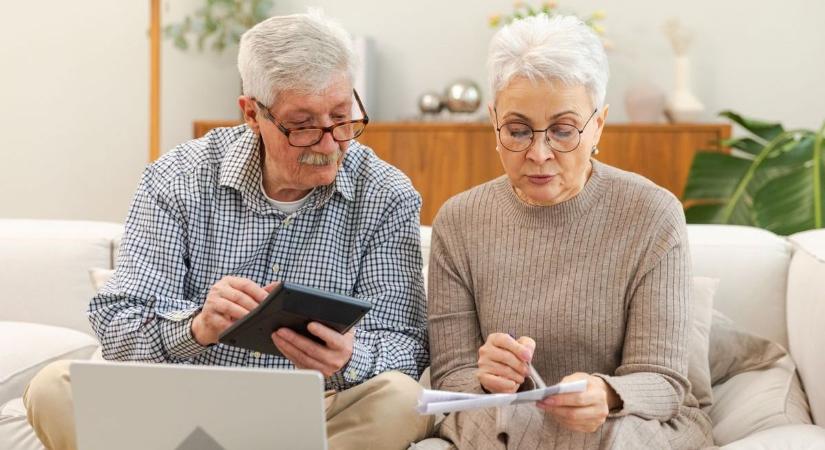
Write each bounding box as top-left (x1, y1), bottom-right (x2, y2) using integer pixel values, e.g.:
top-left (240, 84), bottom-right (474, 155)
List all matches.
top-left (164, 0), bottom-right (274, 52)
top-left (624, 80), bottom-right (666, 123)
top-left (662, 18), bottom-right (705, 123)
top-left (489, 2), bottom-right (611, 49)
top-left (444, 80), bottom-right (481, 113)
top-left (418, 92), bottom-right (444, 114)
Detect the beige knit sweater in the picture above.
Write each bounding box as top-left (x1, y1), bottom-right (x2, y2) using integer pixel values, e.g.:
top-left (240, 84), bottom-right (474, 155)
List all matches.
top-left (428, 159), bottom-right (714, 449)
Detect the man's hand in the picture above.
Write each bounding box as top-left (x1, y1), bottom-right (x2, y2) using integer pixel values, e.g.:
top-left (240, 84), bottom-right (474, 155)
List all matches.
top-left (477, 333), bottom-right (536, 394)
top-left (191, 277), bottom-right (278, 346)
top-left (271, 322), bottom-right (355, 377)
top-left (536, 372), bottom-right (621, 433)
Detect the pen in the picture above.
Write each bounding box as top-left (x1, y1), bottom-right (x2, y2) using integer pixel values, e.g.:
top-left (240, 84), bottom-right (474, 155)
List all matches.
top-left (509, 332), bottom-right (546, 389)
top-left (527, 362), bottom-right (547, 389)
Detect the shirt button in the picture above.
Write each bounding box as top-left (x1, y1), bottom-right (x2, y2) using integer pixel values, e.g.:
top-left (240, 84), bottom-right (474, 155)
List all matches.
top-left (252, 351), bottom-right (261, 358)
top-left (271, 263), bottom-right (280, 274)
top-left (346, 368), bottom-right (357, 380)
top-left (282, 216), bottom-right (292, 226)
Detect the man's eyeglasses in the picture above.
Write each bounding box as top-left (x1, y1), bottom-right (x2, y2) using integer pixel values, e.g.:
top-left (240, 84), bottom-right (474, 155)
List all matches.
top-left (254, 89), bottom-right (369, 148)
top-left (494, 108), bottom-right (598, 153)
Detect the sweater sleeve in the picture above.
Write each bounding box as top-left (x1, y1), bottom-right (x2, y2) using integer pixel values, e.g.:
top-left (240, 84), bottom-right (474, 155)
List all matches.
top-left (427, 205), bottom-right (486, 394)
top-left (594, 198), bottom-right (693, 422)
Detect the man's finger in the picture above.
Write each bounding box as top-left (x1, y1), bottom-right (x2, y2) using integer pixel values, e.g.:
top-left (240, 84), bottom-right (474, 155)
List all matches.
top-left (263, 281), bottom-right (281, 293)
top-left (306, 322), bottom-right (344, 348)
top-left (275, 327), bottom-right (334, 361)
top-left (220, 288), bottom-right (260, 312)
top-left (226, 277), bottom-right (269, 302)
top-left (272, 333), bottom-right (327, 372)
top-left (213, 298), bottom-right (251, 320)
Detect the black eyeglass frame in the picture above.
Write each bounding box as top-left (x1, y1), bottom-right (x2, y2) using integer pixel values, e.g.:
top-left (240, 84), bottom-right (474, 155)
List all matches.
top-left (254, 89), bottom-right (370, 148)
top-left (494, 107), bottom-right (598, 153)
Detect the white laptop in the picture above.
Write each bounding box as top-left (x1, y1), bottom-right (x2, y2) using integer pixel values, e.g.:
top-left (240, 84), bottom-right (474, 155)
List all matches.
top-left (71, 361), bottom-right (327, 450)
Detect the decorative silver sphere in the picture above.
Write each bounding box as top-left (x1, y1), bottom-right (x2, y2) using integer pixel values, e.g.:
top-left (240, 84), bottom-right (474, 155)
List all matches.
top-left (418, 92), bottom-right (444, 114)
top-left (444, 79), bottom-right (481, 113)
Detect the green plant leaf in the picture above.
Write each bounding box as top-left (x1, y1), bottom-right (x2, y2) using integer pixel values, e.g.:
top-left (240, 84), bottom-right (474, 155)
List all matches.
top-left (721, 136), bottom-right (763, 156)
top-left (719, 110), bottom-right (784, 142)
top-left (683, 152), bottom-right (752, 200)
top-left (174, 35), bottom-right (188, 50)
top-left (685, 111), bottom-right (823, 233)
top-left (684, 203), bottom-right (724, 223)
top-left (254, 0), bottom-right (273, 21)
top-left (753, 164), bottom-right (822, 235)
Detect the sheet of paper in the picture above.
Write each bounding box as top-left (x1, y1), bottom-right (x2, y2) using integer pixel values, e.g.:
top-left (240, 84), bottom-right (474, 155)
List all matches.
top-left (417, 379), bottom-right (588, 415)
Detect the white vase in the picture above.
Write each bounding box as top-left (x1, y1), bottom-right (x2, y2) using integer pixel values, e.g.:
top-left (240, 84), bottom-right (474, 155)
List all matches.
top-left (665, 55), bottom-right (704, 123)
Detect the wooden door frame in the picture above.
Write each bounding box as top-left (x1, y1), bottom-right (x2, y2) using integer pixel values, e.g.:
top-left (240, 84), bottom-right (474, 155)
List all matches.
top-left (149, 0), bottom-right (160, 161)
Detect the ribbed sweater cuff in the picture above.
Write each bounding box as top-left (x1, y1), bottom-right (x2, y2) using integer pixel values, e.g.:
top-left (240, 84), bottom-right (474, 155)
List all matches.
top-left (594, 372), bottom-right (680, 421)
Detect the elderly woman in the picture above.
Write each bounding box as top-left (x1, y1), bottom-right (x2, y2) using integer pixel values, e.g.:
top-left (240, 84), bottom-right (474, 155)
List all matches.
top-left (427, 15), bottom-right (713, 449)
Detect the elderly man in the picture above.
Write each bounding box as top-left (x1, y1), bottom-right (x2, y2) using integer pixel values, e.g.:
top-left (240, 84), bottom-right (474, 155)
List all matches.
top-left (24, 11), bottom-right (432, 450)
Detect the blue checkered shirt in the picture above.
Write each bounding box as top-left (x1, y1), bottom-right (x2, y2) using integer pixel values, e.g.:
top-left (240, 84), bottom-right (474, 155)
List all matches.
top-left (89, 125), bottom-right (429, 390)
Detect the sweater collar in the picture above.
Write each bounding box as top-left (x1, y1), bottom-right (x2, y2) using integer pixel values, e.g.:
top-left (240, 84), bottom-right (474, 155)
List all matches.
top-left (494, 158), bottom-right (607, 227)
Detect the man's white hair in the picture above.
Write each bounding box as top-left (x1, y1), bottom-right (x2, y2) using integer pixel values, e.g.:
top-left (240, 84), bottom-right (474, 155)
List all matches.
top-left (237, 10), bottom-right (356, 107)
top-left (487, 14), bottom-right (609, 110)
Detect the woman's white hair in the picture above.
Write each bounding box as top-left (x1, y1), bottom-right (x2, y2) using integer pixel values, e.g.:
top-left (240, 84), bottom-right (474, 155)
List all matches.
top-left (488, 14), bottom-right (609, 110)
top-left (237, 10), bottom-right (356, 107)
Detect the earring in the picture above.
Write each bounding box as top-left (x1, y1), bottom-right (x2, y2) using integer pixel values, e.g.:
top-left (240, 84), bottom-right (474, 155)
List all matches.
top-left (591, 145), bottom-right (600, 155)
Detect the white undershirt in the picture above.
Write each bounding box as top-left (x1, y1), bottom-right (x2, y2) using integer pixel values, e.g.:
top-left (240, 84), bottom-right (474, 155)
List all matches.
top-left (261, 180), bottom-right (314, 214)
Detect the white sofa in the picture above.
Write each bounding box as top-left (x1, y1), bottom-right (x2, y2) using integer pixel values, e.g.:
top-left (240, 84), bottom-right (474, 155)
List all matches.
top-left (1, 219), bottom-right (824, 449)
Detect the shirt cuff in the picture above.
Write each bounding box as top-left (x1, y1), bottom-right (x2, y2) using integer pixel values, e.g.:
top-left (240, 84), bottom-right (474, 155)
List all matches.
top-left (330, 340), bottom-right (373, 390)
top-left (158, 307), bottom-right (208, 359)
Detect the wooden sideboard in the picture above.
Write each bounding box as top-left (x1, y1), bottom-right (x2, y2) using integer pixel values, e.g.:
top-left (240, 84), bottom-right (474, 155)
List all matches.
top-left (194, 121), bottom-right (730, 225)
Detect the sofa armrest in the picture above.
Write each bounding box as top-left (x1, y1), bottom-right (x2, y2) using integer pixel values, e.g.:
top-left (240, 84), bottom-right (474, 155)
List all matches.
top-left (720, 424), bottom-right (825, 449)
top-left (788, 229), bottom-right (825, 426)
top-left (0, 322), bottom-right (99, 405)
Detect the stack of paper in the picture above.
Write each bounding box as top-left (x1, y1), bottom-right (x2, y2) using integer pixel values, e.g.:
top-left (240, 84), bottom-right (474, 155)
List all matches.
top-left (417, 379), bottom-right (588, 415)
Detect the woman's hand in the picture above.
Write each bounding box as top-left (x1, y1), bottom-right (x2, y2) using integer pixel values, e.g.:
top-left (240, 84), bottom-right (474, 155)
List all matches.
top-left (477, 332), bottom-right (536, 394)
top-left (537, 372), bottom-right (621, 433)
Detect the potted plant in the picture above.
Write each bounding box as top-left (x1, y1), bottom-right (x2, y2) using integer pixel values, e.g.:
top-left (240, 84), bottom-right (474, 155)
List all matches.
top-left (683, 111), bottom-right (825, 235)
top-left (164, 0), bottom-right (274, 52)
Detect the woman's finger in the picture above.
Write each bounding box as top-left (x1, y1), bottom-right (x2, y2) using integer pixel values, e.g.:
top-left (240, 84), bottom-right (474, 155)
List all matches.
top-left (489, 333), bottom-right (532, 361)
top-left (478, 372), bottom-right (518, 394)
top-left (480, 360), bottom-right (526, 385)
top-left (480, 344), bottom-right (528, 375)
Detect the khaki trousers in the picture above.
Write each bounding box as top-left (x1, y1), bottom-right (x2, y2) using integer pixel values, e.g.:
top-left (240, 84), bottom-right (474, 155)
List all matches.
top-left (24, 360), bottom-right (433, 450)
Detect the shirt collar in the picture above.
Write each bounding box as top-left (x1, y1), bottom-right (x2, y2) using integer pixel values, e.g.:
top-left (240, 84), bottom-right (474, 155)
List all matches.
top-left (218, 126), bottom-right (355, 214)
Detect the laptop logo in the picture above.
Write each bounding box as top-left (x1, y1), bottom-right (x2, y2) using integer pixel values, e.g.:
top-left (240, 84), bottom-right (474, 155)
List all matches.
top-left (175, 426), bottom-right (226, 450)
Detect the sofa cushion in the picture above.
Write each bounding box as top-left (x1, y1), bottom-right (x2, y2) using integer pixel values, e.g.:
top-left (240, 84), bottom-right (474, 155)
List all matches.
top-left (709, 355), bottom-right (812, 445)
top-left (0, 322), bottom-right (98, 405)
top-left (787, 229), bottom-right (825, 427)
top-left (719, 424), bottom-right (825, 449)
top-left (687, 225), bottom-right (792, 348)
top-left (709, 310), bottom-right (786, 385)
top-left (0, 219), bottom-right (123, 334)
top-left (89, 267), bottom-right (115, 291)
top-left (0, 398), bottom-right (45, 450)
top-left (688, 277), bottom-right (718, 409)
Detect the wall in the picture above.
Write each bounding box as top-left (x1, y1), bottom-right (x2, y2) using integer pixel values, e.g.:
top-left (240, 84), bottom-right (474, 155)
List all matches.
top-left (1, 0), bottom-right (823, 222)
top-left (0, 1), bottom-right (149, 222)
top-left (0, 0), bottom-right (240, 222)
top-left (274, 0), bottom-right (825, 130)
